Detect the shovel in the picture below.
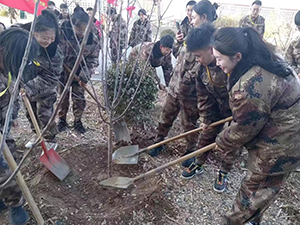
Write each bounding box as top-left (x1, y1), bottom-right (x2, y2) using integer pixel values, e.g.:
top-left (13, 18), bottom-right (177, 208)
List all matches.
top-left (63, 63), bottom-right (101, 105)
top-left (101, 143), bottom-right (216, 189)
top-left (112, 117), bottom-right (232, 164)
top-left (22, 93), bottom-right (71, 181)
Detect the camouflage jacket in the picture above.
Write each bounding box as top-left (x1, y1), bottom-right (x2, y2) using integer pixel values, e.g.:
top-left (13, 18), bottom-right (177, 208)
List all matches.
top-left (168, 45), bottom-right (199, 100)
top-left (109, 15), bottom-right (128, 50)
top-left (129, 42), bottom-right (173, 86)
top-left (196, 64), bottom-right (231, 124)
top-left (285, 35), bottom-right (300, 74)
top-left (0, 71), bottom-right (19, 132)
top-left (239, 15), bottom-right (265, 38)
top-left (59, 31), bottom-right (100, 83)
top-left (23, 47), bottom-right (64, 100)
top-left (58, 16), bottom-right (70, 27)
top-left (173, 16), bottom-right (193, 58)
top-left (129, 19), bottom-right (152, 48)
top-left (216, 66), bottom-right (300, 175)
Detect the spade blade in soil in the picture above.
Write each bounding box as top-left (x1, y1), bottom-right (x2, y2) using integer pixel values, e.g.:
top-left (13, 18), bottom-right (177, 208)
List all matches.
top-left (112, 145), bottom-right (139, 164)
top-left (113, 120), bottom-right (131, 143)
top-left (100, 177), bottom-right (133, 189)
top-left (40, 148), bottom-right (71, 181)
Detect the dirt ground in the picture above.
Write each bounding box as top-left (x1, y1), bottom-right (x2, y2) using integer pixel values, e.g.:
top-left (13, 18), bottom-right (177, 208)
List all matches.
top-left (0, 86), bottom-right (299, 225)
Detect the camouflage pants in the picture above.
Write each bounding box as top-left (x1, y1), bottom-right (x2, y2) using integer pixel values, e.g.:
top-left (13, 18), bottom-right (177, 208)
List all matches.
top-left (111, 47), bottom-right (123, 63)
top-left (26, 95), bottom-right (58, 140)
top-left (58, 82), bottom-right (86, 122)
top-left (221, 169), bottom-right (290, 225)
top-left (196, 122), bottom-right (238, 173)
top-left (0, 136), bottom-right (23, 208)
top-left (157, 93), bottom-right (199, 151)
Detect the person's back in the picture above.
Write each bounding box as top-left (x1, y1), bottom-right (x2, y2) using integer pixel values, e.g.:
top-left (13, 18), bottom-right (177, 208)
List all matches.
top-left (129, 36), bottom-right (173, 87)
top-left (233, 66), bottom-right (300, 174)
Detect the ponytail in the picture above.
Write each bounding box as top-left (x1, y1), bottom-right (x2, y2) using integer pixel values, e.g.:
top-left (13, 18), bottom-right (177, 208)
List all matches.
top-left (193, 0), bottom-right (218, 22)
top-left (213, 27), bottom-right (292, 89)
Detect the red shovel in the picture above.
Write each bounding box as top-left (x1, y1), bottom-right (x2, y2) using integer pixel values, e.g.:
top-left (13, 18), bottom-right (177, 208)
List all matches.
top-left (22, 92), bottom-right (70, 181)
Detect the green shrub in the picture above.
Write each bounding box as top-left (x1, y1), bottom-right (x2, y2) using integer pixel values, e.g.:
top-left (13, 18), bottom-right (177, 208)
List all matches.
top-left (160, 28), bottom-right (176, 38)
top-left (106, 60), bottom-right (158, 123)
top-left (214, 16), bottom-right (239, 28)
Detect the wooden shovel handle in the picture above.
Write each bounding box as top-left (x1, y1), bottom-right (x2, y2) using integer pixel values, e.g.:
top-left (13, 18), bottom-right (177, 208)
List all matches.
top-left (141, 116), bottom-right (232, 152)
top-left (1, 133), bottom-right (45, 224)
top-left (134, 143), bottom-right (217, 181)
top-left (63, 64), bottom-right (100, 104)
top-left (21, 91), bottom-right (42, 137)
top-left (21, 91), bottom-right (49, 156)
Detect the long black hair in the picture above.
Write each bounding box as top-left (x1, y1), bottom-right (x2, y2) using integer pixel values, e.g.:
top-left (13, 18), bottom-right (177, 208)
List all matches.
top-left (213, 27), bottom-right (292, 90)
top-left (22, 9), bottom-right (59, 58)
top-left (0, 28), bottom-right (38, 78)
top-left (61, 6), bottom-right (93, 44)
top-left (193, 0), bottom-right (219, 22)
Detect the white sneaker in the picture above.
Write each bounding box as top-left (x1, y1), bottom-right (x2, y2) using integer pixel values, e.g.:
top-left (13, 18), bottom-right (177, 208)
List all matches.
top-left (25, 137), bottom-right (37, 148)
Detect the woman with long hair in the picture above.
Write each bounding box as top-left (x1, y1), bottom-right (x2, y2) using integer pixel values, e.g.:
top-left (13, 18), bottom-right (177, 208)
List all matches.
top-left (0, 28), bottom-right (38, 225)
top-left (213, 27), bottom-right (300, 225)
top-left (22, 9), bottom-right (63, 150)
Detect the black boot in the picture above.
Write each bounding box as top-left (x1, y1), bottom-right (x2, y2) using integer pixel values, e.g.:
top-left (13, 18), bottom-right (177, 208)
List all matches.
top-left (148, 136), bottom-right (164, 157)
top-left (74, 120), bottom-right (86, 134)
top-left (57, 118), bottom-right (68, 132)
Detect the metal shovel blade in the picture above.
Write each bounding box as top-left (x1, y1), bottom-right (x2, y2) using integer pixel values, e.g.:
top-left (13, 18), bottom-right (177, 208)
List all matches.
top-left (100, 177), bottom-right (134, 189)
top-left (113, 120), bottom-right (131, 143)
top-left (39, 148), bottom-right (71, 181)
top-left (112, 145), bottom-right (139, 164)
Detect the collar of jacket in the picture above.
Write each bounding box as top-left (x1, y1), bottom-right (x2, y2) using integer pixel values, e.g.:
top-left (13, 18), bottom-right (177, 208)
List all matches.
top-left (137, 18), bottom-right (148, 25)
top-left (227, 60), bottom-right (252, 91)
top-left (181, 16), bottom-right (189, 26)
top-left (152, 41), bottom-right (163, 59)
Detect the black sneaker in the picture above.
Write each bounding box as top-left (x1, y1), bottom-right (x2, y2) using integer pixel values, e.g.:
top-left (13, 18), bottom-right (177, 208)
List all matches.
top-left (9, 205), bottom-right (29, 225)
top-left (245, 222), bottom-right (260, 225)
top-left (74, 120), bottom-right (86, 134)
top-left (148, 145), bottom-right (164, 157)
top-left (181, 163), bottom-right (204, 179)
top-left (57, 118), bottom-right (68, 132)
top-left (181, 150), bottom-right (195, 167)
top-left (213, 171), bottom-right (228, 193)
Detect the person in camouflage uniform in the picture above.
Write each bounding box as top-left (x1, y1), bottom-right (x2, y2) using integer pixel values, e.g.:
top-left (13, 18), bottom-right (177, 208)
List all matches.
top-left (86, 7), bottom-right (103, 41)
top-left (149, 1), bottom-right (219, 169)
top-left (285, 10), bottom-right (300, 78)
top-left (108, 7), bottom-right (128, 63)
top-left (129, 35), bottom-right (174, 87)
top-left (0, 28), bottom-right (39, 225)
top-left (172, 1), bottom-right (196, 58)
top-left (181, 24), bottom-right (238, 194)
top-left (21, 10), bottom-right (63, 149)
top-left (128, 9), bottom-right (152, 48)
top-left (239, 1), bottom-right (265, 38)
top-left (213, 27), bottom-right (300, 225)
top-left (58, 4), bottom-right (70, 26)
top-left (58, 6), bottom-right (100, 134)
